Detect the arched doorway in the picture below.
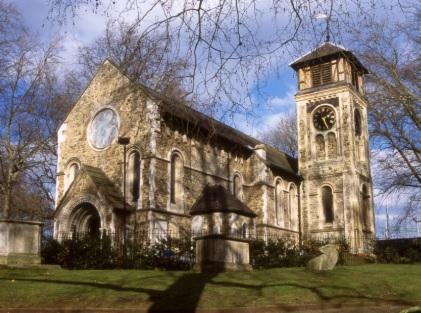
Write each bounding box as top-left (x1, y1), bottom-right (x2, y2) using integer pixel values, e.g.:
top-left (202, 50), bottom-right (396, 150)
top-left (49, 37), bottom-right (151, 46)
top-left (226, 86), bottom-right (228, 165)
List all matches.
top-left (69, 203), bottom-right (101, 236)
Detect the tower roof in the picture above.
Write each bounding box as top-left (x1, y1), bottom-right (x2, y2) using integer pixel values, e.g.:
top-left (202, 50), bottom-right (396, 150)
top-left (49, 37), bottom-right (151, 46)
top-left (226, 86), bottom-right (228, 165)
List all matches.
top-left (290, 42), bottom-right (368, 74)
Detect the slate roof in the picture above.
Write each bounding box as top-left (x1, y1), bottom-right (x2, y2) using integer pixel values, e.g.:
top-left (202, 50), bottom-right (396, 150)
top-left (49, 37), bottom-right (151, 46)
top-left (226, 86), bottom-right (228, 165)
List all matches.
top-left (82, 165), bottom-right (131, 211)
top-left (190, 185), bottom-right (257, 217)
top-left (131, 74), bottom-right (299, 177)
top-left (161, 100), bottom-right (299, 175)
top-left (290, 42), bottom-right (368, 73)
top-left (54, 165), bottom-right (132, 216)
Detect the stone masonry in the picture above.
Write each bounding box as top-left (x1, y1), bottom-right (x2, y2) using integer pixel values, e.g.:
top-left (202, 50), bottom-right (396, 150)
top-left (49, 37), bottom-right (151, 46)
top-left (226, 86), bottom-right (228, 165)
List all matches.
top-left (54, 42), bottom-right (375, 254)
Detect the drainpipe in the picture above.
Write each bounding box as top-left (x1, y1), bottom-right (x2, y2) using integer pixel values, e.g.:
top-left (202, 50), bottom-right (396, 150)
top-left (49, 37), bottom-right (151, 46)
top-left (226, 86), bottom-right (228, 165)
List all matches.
top-left (118, 136), bottom-right (130, 265)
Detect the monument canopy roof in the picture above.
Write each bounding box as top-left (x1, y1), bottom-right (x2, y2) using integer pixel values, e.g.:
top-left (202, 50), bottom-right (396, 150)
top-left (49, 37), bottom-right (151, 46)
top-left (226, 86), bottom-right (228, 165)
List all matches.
top-left (190, 184), bottom-right (257, 217)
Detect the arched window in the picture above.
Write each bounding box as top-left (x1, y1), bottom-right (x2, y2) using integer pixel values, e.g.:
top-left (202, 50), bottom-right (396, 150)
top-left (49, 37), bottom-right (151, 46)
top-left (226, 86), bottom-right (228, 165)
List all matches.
top-left (170, 153), bottom-right (184, 207)
top-left (289, 184), bottom-right (298, 230)
top-left (128, 151), bottom-right (141, 202)
top-left (354, 109), bottom-right (362, 137)
top-left (284, 189), bottom-right (290, 229)
top-left (362, 185), bottom-right (371, 229)
top-left (275, 179), bottom-right (283, 225)
top-left (327, 132), bottom-right (337, 158)
top-left (322, 186), bottom-right (334, 223)
top-left (65, 162), bottom-right (79, 191)
top-left (315, 135), bottom-right (325, 160)
top-left (233, 174), bottom-right (242, 199)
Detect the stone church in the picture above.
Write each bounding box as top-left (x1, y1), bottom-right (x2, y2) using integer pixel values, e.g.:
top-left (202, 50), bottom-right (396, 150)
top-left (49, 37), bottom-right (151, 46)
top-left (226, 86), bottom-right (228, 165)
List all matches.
top-left (53, 42), bottom-right (375, 254)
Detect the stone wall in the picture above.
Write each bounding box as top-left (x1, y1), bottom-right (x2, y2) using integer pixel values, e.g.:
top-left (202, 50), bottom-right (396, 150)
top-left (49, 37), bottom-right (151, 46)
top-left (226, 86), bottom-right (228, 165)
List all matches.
top-left (54, 60), bottom-right (300, 240)
top-left (296, 81), bottom-right (374, 253)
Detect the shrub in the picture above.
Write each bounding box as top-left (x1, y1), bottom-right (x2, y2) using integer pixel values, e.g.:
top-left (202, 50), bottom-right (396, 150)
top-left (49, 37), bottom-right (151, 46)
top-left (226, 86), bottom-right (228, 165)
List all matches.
top-left (250, 238), bottom-right (316, 269)
top-left (42, 232), bottom-right (194, 270)
top-left (56, 234), bottom-right (117, 269)
top-left (41, 238), bottom-right (64, 265)
top-left (250, 237), bottom-right (352, 269)
top-left (375, 238), bottom-right (421, 263)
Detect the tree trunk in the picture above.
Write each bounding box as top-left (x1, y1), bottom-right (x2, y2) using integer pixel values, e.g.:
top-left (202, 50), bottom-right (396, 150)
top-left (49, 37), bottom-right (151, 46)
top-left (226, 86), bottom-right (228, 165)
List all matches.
top-left (2, 162), bottom-right (14, 220)
top-left (2, 188), bottom-right (10, 219)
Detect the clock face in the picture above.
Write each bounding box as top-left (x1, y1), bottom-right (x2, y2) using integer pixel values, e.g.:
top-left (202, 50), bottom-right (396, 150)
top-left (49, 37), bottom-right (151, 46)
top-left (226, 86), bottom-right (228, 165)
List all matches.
top-left (313, 106), bottom-right (336, 131)
top-left (88, 108), bottom-right (119, 149)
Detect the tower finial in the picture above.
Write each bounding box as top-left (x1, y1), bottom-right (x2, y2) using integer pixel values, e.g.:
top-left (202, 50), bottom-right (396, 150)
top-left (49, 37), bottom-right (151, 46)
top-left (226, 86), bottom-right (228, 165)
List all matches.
top-left (316, 13), bottom-right (331, 42)
top-left (326, 17), bottom-right (330, 42)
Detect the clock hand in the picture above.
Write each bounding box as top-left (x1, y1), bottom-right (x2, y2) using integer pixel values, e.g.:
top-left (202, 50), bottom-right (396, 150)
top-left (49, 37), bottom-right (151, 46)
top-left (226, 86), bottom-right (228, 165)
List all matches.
top-left (322, 116), bottom-right (329, 129)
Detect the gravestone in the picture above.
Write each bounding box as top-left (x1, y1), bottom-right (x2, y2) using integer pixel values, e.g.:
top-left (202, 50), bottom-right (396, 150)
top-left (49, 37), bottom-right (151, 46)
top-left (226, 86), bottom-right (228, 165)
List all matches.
top-left (0, 220), bottom-right (43, 265)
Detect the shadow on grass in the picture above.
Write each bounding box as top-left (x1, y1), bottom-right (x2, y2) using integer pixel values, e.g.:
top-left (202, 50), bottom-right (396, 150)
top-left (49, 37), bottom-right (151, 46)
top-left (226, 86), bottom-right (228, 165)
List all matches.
top-left (0, 271), bottom-right (415, 312)
top-left (147, 272), bottom-right (217, 313)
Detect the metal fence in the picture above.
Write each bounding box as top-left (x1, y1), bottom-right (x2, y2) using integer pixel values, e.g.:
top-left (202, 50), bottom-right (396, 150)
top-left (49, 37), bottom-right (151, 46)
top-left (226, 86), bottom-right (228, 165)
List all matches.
top-left (43, 228), bottom-right (387, 269)
top-left (54, 229), bottom-right (373, 250)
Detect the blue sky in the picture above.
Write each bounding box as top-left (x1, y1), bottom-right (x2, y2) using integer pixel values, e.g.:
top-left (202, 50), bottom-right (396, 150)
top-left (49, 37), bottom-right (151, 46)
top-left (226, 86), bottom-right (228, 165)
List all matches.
top-left (12, 0), bottom-right (297, 138)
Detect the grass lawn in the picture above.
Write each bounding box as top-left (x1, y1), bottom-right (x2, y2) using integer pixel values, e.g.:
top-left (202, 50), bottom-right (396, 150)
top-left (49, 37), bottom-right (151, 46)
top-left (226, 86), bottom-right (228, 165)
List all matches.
top-left (1, 264), bottom-right (421, 310)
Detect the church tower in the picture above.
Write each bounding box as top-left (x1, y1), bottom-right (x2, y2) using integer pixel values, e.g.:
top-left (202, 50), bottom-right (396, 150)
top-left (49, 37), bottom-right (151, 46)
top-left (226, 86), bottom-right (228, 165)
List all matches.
top-left (291, 42), bottom-right (375, 253)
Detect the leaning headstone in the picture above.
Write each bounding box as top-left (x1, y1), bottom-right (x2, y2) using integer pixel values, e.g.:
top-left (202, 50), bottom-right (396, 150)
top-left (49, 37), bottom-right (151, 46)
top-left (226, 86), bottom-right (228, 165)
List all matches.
top-left (307, 244), bottom-right (338, 271)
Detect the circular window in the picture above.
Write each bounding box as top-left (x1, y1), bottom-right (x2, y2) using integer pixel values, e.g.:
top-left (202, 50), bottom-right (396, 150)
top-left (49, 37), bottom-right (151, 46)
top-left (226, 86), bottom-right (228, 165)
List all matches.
top-left (88, 108), bottom-right (119, 149)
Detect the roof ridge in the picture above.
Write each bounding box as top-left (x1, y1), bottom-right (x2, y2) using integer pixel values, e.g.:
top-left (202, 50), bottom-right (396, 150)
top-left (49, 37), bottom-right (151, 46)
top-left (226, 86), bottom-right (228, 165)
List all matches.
top-left (64, 59), bottom-right (298, 175)
top-left (289, 41), bottom-right (347, 66)
top-left (133, 75), bottom-right (300, 160)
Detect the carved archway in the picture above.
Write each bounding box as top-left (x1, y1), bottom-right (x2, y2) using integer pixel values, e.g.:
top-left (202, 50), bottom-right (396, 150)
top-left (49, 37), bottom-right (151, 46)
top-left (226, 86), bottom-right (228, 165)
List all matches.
top-left (69, 202), bottom-right (101, 236)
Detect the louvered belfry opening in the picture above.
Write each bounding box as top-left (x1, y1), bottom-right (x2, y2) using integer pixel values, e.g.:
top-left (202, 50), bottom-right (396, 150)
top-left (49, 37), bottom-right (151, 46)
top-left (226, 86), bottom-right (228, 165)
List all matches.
top-left (311, 62), bottom-right (332, 87)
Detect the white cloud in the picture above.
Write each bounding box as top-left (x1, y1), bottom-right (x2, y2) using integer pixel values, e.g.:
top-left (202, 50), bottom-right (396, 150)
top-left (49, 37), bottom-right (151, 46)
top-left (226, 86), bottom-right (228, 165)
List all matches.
top-left (262, 112), bottom-right (286, 129)
top-left (266, 87), bottom-right (295, 109)
top-left (267, 95), bottom-right (292, 108)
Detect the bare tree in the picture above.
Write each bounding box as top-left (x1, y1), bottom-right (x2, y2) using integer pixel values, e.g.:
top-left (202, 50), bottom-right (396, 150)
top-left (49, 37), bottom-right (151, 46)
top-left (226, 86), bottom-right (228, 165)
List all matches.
top-left (48, 0), bottom-right (419, 227)
top-left (259, 111), bottom-right (297, 158)
top-left (77, 19), bottom-right (190, 101)
top-left (0, 1), bottom-right (70, 220)
top-left (48, 0), bottom-right (409, 117)
top-left (356, 11), bottom-right (421, 224)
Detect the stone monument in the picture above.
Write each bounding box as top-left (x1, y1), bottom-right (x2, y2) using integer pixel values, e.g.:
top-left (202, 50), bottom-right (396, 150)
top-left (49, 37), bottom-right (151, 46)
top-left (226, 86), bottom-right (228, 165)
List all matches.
top-left (190, 185), bottom-right (256, 272)
top-left (0, 220), bottom-right (43, 265)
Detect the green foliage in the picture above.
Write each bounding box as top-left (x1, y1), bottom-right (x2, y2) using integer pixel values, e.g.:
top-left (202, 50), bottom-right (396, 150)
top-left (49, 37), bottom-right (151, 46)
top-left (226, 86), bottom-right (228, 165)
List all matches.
top-left (54, 234), bottom-right (116, 269)
top-left (42, 232), bottom-right (194, 270)
top-left (123, 235), bottom-right (195, 270)
top-left (43, 233), bottom-right (379, 270)
top-left (41, 237), bottom-right (64, 265)
top-left (375, 239), bottom-right (421, 264)
top-left (250, 238), bottom-right (314, 268)
top-left (250, 237), bottom-right (352, 269)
